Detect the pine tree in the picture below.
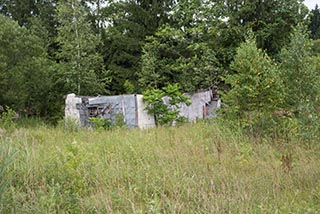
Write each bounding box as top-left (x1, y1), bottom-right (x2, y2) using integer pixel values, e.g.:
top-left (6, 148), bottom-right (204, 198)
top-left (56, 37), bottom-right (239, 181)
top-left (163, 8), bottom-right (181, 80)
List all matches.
top-left (222, 35), bottom-right (283, 122)
top-left (101, 0), bottom-right (174, 94)
top-left (139, 0), bottom-right (223, 92)
top-left (218, 0), bottom-right (308, 57)
top-left (309, 4), bottom-right (320, 40)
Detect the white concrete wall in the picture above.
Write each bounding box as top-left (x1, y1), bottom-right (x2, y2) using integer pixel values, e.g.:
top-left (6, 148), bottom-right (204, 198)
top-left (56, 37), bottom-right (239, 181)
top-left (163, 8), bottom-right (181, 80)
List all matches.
top-left (136, 95), bottom-right (156, 129)
top-left (179, 90), bottom-right (213, 122)
top-left (64, 90), bottom-right (219, 128)
top-left (65, 93), bottom-right (82, 124)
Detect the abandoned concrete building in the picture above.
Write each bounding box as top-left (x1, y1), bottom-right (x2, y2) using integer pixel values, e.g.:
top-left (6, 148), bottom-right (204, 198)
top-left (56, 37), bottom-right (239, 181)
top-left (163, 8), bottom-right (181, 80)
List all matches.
top-left (65, 87), bottom-right (220, 128)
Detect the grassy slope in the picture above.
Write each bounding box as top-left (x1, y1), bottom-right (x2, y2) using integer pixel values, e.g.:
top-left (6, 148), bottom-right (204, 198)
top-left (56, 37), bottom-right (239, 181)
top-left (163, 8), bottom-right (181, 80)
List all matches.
top-left (0, 121), bottom-right (320, 213)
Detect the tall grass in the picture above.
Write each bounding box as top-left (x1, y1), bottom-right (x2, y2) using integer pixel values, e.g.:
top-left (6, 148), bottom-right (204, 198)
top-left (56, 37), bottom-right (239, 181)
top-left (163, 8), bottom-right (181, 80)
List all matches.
top-left (0, 120), bottom-right (319, 213)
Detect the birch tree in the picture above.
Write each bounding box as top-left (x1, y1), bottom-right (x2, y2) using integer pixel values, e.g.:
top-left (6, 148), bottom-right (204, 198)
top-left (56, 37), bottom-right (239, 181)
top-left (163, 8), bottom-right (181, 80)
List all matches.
top-left (56, 0), bottom-right (109, 95)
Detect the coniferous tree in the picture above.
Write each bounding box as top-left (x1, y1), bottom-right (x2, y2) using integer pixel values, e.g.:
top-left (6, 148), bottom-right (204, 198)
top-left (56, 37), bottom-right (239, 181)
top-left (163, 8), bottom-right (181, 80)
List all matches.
top-left (222, 35), bottom-right (284, 124)
top-left (309, 4), bottom-right (320, 40)
top-left (217, 0), bottom-right (308, 58)
top-left (0, 0), bottom-right (37, 26)
top-left (139, 0), bottom-right (223, 92)
top-left (101, 0), bottom-right (174, 94)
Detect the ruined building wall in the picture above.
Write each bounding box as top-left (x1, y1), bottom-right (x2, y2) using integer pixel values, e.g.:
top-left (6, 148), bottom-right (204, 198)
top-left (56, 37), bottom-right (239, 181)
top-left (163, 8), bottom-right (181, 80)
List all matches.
top-left (65, 89), bottom-right (220, 128)
top-left (65, 94), bottom-right (82, 125)
top-left (136, 94), bottom-right (156, 129)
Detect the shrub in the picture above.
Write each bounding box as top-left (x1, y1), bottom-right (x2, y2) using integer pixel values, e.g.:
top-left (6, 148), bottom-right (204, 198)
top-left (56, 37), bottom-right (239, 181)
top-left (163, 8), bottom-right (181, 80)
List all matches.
top-left (89, 117), bottom-right (113, 130)
top-left (0, 106), bottom-right (17, 130)
top-left (142, 83), bottom-right (191, 126)
top-left (221, 35), bottom-right (283, 139)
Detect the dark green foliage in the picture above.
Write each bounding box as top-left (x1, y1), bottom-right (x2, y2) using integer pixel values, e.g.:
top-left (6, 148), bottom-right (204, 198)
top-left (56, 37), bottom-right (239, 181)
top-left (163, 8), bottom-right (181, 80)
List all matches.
top-left (0, 0), bottom-right (38, 26)
top-left (0, 15), bottom-right (59, 118)
top-left (219, 0), bottom-right (308, 58)
top-left (143, 83), bottom-right (190, 126)
top-left (0, 0), bottom-right (59, 57)
top-left (140, 26), bottom-right (222, 92)
top-left (309, 4), bottom-right (320, 40)
top-left (139, 0), bottom-right (223, 92)
top-left (101, 0), bottom-right (174, 94)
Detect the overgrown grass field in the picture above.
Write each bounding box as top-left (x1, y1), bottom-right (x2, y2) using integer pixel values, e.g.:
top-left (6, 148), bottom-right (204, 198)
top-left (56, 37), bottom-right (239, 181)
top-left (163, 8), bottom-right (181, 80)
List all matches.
top-left (0, 121), bottom-right (320, 213)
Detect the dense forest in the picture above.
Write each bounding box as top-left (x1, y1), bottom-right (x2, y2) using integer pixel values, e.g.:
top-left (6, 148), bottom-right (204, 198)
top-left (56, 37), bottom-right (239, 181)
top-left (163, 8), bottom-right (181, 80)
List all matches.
top-left (0, 0), bottom-right (320, 124)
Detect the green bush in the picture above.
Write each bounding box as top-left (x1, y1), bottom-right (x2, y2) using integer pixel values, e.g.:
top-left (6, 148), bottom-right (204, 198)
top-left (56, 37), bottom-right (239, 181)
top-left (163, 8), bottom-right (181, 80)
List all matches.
top-left (89, 117), bottom-right (113, 130)
top-left (221, 35), bottom-right (283, 139)
top-left (143, 83), bottom-right (191, 126)
top-left (0, 106), bottom-right (17, 130)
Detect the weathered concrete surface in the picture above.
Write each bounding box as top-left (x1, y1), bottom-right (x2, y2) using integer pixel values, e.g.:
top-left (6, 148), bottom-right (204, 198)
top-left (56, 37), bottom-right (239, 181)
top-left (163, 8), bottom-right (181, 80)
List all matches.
top-left (65, 88), bottom-right (220, 128)
top-left (136, 94), bottom-right (156, 129)
top-left (65, 93), bottom-right (82, 125)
